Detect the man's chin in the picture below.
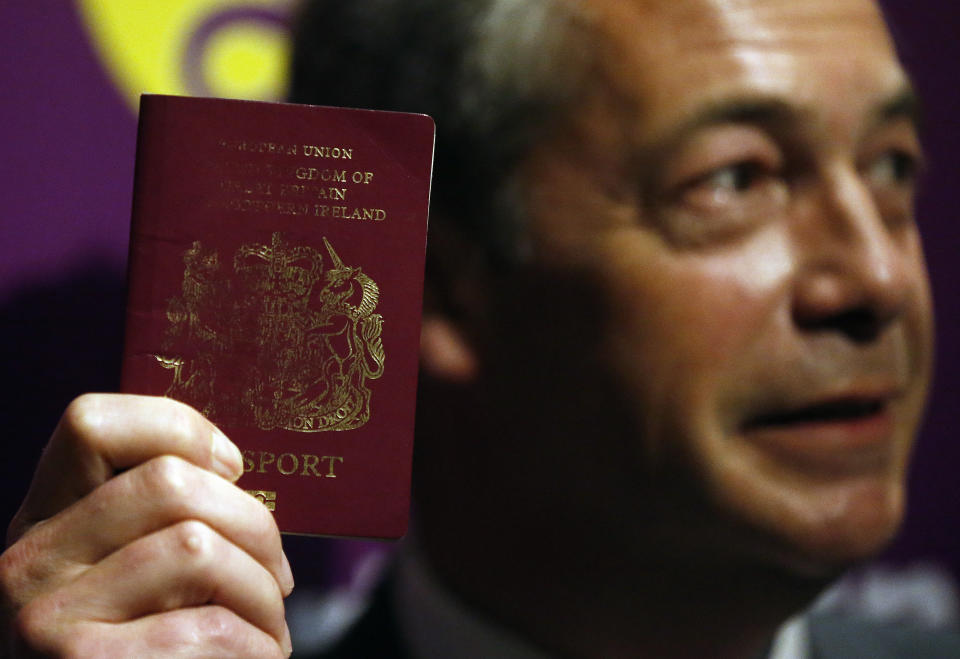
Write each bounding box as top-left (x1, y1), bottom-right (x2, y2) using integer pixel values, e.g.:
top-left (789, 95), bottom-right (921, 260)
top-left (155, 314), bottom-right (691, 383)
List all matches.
top-left (741, 478), bottom-right (907, 579)
top-left (644, 451), bottom-right (908, 581)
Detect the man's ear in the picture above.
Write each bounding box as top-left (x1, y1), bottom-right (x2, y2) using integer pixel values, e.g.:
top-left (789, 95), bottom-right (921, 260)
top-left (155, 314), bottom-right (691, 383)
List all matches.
top-left (420, 313), bottom-right (478, 383)
top-left (418, 215), bottom-right (489, 384)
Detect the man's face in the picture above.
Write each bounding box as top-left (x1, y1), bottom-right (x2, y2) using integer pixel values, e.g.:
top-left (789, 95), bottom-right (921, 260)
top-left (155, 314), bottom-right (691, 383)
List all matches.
top-left (520, 0), bottom-right (933, 570)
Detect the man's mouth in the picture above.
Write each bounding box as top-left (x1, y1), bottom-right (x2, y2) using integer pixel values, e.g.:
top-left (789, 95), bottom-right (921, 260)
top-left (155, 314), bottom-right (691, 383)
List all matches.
top-left (744, 398), bottom-right (885, 429)
top-left (740, 395), bottom-right (899, 473)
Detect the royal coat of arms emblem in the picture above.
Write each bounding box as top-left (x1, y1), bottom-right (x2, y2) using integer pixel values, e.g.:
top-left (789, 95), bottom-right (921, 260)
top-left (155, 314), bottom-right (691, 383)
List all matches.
top-left (154, 232), bottom-right (385, 432)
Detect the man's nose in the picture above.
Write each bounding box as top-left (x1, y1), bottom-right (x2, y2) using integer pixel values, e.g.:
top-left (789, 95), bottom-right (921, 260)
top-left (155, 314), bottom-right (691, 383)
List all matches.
top-left (790, 165), bottom-right (913, 342)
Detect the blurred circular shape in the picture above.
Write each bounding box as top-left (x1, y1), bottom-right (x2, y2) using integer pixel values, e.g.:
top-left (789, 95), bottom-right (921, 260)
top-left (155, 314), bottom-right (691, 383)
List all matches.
top-left (199, 18), bottom-right (289, 100)
top-left (75, 1), bottom-right (291, 110)
top-left (183, 7), bottom-right (290, 100)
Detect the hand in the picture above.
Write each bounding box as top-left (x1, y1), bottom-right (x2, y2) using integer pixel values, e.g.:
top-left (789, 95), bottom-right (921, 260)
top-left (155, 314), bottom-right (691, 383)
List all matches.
top-left (0, 394), bottom-right (295, 657)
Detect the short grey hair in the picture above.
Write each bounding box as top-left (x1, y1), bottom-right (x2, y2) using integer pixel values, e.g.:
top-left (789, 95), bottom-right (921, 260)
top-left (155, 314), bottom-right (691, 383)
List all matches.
top-left (290, 0), bottom-right (592, 264)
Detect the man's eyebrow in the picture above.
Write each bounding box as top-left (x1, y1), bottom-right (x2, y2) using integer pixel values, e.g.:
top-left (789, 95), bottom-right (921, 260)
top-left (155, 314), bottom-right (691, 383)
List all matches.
top-left (871, 86), bottom-right (923, 132)
top-left (630, 97), bottom-right (801, 182)
top-left (642, 97), bottom-right (806, 158)
top-left (674, 98), bottom-right (802, 135)
top-left (647, 87), bottom-right (924, 156)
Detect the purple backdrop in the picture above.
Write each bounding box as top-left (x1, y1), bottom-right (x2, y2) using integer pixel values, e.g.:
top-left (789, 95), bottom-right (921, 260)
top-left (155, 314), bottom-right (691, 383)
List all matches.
top-left (0, 1), bottom-right (957, 587)
top-left (872, 0), bottom-right (960, 575)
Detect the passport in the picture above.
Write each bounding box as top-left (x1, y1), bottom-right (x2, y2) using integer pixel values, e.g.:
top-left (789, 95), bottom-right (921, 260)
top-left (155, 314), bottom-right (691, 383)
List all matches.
top-left (121, 94), bottom-right (434, 538)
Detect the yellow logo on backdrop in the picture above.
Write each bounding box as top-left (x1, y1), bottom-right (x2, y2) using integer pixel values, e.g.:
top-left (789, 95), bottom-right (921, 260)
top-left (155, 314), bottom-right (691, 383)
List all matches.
top-left (76, 0), bottom-right (291, 111)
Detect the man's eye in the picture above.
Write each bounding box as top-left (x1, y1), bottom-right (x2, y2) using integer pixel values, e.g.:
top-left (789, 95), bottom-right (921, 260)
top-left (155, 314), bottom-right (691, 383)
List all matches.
top-left (658, 159), bottom-right (788, 247)
top-left (678, 160), bottom-right (786, 213)
top-left (865, 150), bottom-right (919, 187)
top-left (702, 161), bottom-right (765, 193)
top-left (862, 148), bottom-right (921, 226)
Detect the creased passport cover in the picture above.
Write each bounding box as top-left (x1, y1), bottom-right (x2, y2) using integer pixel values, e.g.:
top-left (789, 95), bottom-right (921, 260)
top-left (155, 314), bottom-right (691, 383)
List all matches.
top-left (121, 94), bottom-right (434, 538)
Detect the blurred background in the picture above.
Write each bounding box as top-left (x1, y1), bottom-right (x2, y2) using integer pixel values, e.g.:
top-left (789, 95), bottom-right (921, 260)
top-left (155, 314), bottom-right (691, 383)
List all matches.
top-left (1, 0), bottom-right (957, 632)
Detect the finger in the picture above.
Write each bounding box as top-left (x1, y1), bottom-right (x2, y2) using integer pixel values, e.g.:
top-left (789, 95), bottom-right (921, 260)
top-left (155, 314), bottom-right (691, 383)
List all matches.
top-left (12, 394), bottom-right (243, 537)
top-left (15, 606), bottom-right (289, 658)
top-left (9, 455), bottom-right (293, 601)
top-left (124, 606), bottom-right (291, 658)
top-left (27, 520), bottom-right (290, 651)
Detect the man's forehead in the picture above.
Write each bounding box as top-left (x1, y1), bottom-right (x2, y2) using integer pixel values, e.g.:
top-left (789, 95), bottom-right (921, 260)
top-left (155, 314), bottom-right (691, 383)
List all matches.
top-left (575, 0), bottom-right (888, 29)
top-left (571, 0), bottom-right (896, 65)
top-left (563, 0), bottom-right (906, 140)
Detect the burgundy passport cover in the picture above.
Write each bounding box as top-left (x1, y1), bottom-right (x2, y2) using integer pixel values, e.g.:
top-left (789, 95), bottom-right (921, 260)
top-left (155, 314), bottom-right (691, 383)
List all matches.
top-left (121, 94), bottom-right (434, 538)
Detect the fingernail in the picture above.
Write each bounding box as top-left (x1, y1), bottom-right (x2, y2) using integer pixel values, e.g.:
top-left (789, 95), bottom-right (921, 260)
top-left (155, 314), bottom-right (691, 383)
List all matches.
top-left (211, 426), bottom-right (243, 481)
top-left (281, 549), bottom-right (295, 595)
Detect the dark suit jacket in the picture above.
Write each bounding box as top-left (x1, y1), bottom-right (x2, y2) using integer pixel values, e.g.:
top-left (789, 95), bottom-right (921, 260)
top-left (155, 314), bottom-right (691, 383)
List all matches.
top-left (300, 578), bottom-right (960, 658)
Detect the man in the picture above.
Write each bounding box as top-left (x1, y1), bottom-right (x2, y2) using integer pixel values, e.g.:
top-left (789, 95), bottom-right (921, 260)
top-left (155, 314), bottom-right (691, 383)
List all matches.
top-left (0, 0), bottom-right (954, 656)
